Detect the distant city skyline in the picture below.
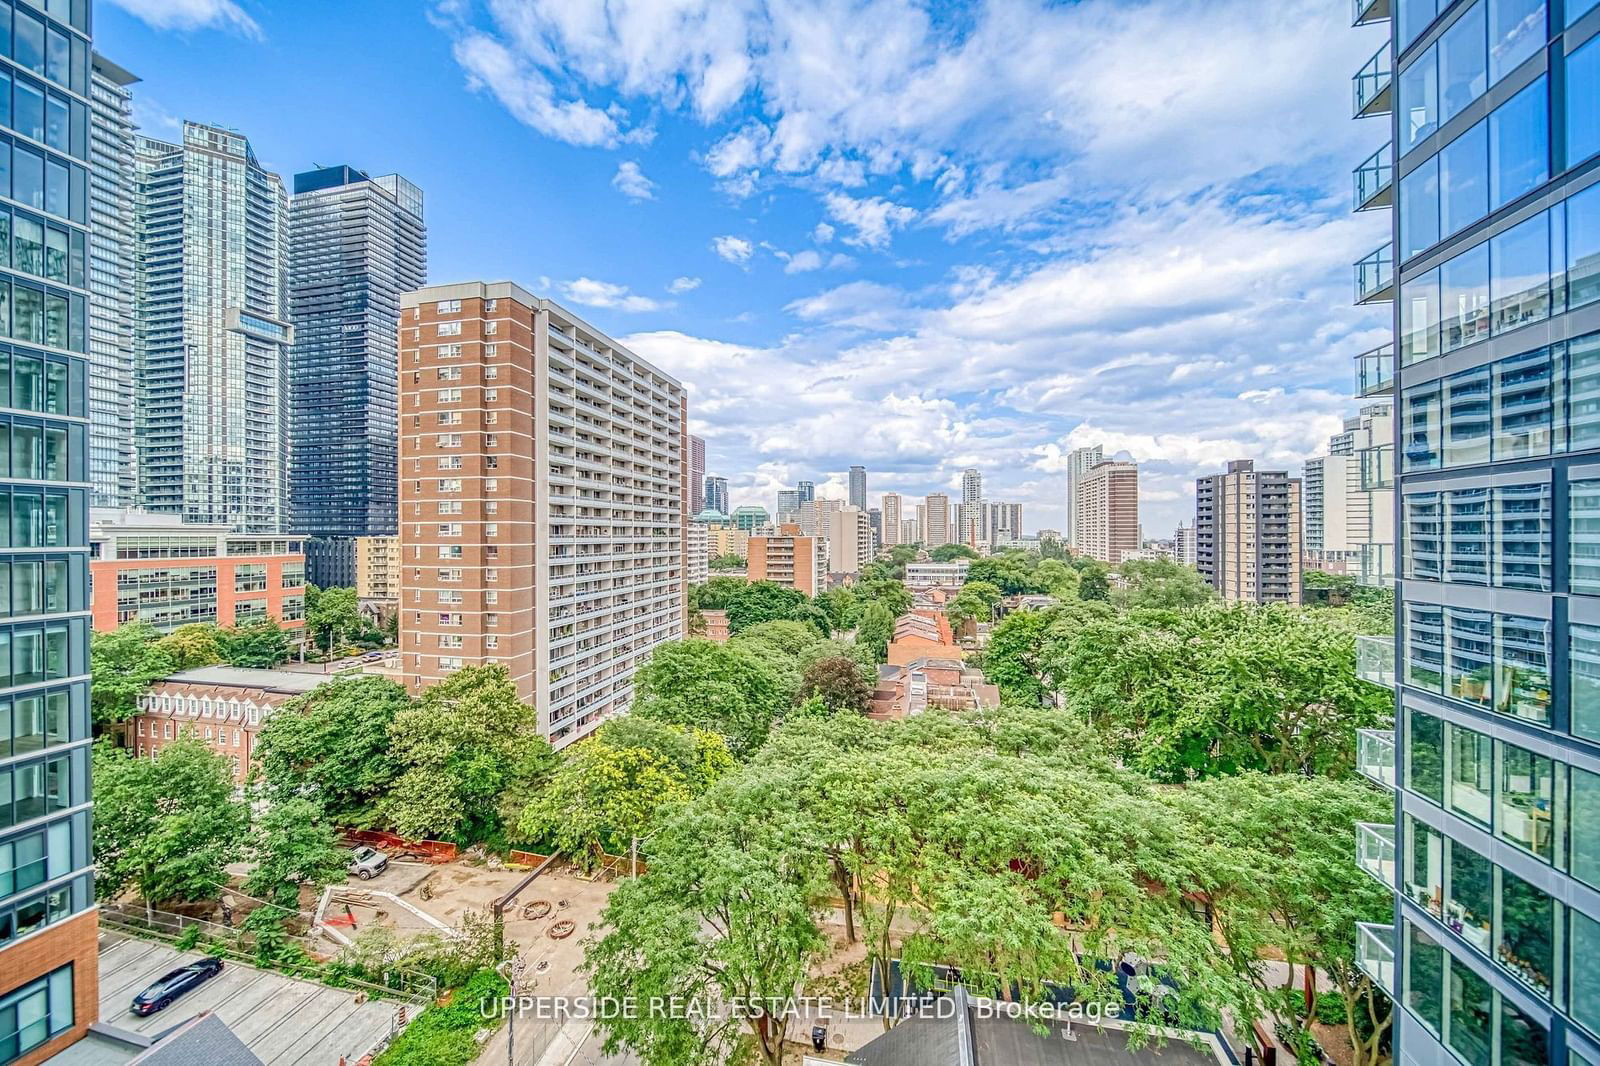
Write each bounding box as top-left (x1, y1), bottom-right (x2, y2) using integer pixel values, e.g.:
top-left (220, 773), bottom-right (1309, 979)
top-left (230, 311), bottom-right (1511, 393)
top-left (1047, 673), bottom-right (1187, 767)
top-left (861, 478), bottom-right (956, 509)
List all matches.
top-left (96, 0), bottom-right (1379, 540)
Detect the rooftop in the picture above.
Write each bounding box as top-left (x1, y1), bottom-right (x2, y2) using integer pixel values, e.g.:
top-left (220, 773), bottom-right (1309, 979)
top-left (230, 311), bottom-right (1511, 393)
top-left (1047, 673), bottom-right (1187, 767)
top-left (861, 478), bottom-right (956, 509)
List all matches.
top-left (162, 667), bottom-right (331, 696)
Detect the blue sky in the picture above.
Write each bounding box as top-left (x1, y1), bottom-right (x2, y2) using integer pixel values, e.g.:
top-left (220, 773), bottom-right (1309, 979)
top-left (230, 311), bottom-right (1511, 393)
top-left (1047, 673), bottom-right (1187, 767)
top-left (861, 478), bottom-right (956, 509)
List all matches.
top-left (102, 0), bottom-right (1392, 536)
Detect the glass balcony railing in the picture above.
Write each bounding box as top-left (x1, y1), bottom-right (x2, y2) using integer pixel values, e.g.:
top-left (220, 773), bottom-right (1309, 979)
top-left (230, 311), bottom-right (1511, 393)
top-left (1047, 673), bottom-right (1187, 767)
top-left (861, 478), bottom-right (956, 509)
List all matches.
top-left (1356, 821), bottom-right (1396, 887)
top-left (1355, 637), bottom-right (1396, 691)
top-left (1354, 342), bottom-right (1395, 396)
top-left (1357, 542), bottom-right (1394, 587)
top-left (1353, 44), bottom-right (1393, 119)
top-left (1355, 245), bottom-right (1395, 303)
top-left (1359, 443), bottom-right (1394, 490)
top-left (1356, 923), bottom-right (1396, 995)
top-left (1356, 727), bottom-right (1396, 788)
top-left (1353, 0), bottom-right (1391, 25)
top-left (1353, 142), bottom-right (1394, 210)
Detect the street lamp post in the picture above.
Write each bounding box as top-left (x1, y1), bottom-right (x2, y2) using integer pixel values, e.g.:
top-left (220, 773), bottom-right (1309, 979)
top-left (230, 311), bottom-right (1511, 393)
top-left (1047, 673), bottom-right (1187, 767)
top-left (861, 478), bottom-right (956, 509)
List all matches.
top-left (498, 956), bottom-right (525, 1066)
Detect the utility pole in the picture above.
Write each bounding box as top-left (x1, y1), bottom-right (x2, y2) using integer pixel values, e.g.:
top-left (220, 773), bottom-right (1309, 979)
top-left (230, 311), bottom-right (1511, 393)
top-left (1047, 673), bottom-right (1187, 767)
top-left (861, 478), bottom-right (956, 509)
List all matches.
top-left (498, 956), bottom-right (524, 1066)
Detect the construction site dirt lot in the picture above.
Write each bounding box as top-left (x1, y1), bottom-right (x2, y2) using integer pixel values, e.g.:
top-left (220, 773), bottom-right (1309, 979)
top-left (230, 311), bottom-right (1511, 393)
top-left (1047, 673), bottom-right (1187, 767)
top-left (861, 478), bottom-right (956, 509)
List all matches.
top-left (328, 859), bottom-right (617, 997)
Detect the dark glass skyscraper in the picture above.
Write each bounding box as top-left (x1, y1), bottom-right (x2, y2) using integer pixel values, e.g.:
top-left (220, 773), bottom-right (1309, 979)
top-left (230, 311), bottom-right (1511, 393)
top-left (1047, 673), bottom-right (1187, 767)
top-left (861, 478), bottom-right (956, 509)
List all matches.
top-left (289, 165), bottom-right (425, 587)
top-left (1349, 1), bottom-right (1600, 1064)
top-left (0, 0), bottom-right (101, 1057)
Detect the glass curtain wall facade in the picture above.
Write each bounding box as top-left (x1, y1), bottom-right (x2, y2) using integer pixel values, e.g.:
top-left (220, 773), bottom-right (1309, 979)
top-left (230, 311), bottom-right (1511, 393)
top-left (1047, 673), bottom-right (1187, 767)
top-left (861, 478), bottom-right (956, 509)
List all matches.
top-left (288, 165), bottom-right (425, 587)
top-left (0, 0), bottom-right (100, 1061)
top-left (1352, 1), bottom-right (1600, 1064)
top-left (84, 52), bottom-right (130, 509)
top-left (134, 122), bottom-right (290, 534)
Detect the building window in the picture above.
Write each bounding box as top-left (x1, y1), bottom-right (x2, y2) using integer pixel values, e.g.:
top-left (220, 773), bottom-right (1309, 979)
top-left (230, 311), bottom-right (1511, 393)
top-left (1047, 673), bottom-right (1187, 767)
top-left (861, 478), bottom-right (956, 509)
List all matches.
top-left (0, 963), bottom-right (73, 1060)
top-left (1448, 724), bottom-right (1492, 825)
top-left (484, 321), bottom-right (497, 335)
top-left (1571, 34), bottom-right (1600, 169)
top-left (437, 322), bottom-right (461, 337)
top-left (1497, 741), bottom-right (1554, 862)
top-left (1406, 705), bottom-right (1446, 805)
top-left (436, 300), bottom-right (460, 313)
top-left (436, 389), bottom-right (461, 404)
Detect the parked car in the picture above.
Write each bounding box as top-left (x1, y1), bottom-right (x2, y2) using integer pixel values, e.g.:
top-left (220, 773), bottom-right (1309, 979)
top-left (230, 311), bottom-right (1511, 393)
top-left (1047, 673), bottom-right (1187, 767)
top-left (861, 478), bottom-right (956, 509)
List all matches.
top-left (131, 958), bottom-right (223, 1016)
top-left (348, 845), bottom-right (388, 880)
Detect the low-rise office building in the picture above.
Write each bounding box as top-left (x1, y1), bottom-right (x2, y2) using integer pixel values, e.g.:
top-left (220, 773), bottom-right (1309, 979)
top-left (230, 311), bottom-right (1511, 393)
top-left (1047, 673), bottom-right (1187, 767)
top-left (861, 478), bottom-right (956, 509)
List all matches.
top-left (89, 510), bottom-right (307, 633)
top-left (354, 535), bottom-right (401, 601)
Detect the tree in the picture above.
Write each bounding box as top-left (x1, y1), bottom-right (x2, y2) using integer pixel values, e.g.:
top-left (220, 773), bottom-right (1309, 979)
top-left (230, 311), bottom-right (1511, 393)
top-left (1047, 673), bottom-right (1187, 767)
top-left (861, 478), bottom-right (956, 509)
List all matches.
top-left (1113, 558), bottom-right (1214, 610)
top-left (384, 666), bottom-right (555, 842)
top-left (930, 543), bottom-right (979, 562)
top-left (688, 576), bottom-right (747, 611)
top-left (1062, 605), bottom-right (1392, 780)
top-left (1170, 774), bottom-right (1395, 1066)
top-left (90, 624), bottom-right (175, 726)
top-left (1077, 564), bottom-right (1110, 601)
top-left (517, 719), bottom-right (733, 865)
top-left (966, 554), bottom-right (1047, 595)
top-left (585, 795), bottom-right (828, 1066)
top-left (632, 640), bottom-right (789, 756)
top-left (305, 584), bottom-right (364, 652)
top-left (798, 656), bottom-right (873, 714)
top-left (854, 575), bottom-right (911, 619)
top-left (244, 798), bottom-right (349, 909)
top-left (735, 620), bottom-right (825, 658)
top-left (253, 675), bottom-right (410, 825)
top-left (218, 619), bottom-right (291, 668)
top-left (156, 623), bottom-right (224, 670)
top-left (723, 582), bottom-right (812, 634)
top-left (708, 553), bottom-right (745, 571)
top-left (945, 580), bottom-right (1003, 632)
top-left (854, 602), bottom-right (896, 664)
top-left (814, 585), bottom-right (861, 632)
top-left (982, 608), bottom-right (1060, 705)
top-left (93, 737), bottom-right (249, 908)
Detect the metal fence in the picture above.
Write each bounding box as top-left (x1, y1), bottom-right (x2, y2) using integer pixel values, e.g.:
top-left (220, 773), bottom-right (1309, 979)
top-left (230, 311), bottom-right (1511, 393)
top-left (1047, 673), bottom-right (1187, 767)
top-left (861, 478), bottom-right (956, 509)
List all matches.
top-left (99, 902), bottom-right (438, 1008)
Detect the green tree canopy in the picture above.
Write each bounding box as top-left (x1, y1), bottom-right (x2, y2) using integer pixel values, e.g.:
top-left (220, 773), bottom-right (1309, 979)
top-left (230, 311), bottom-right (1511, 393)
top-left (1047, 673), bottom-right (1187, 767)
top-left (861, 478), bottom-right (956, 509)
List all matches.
top-left (218, 619), bottom-right (292, 668)
top-left (854, 602), bottom-right (896, 664)
top-left (156, 623), bottom-right (224, 671)
top-left (929, 543), bottom-right (979, 562)
top-left (244, 797), bottom-right (349, 909)
top-left (93, 736), bottom-right (249, 906)
top-left (945, 580), bottom-right (1003, 632)
top-left (91, 624), bottom-right (176, 725)
top-left (305, 584), bottom-right (365, 650)
top-left (253, 674), bottom-right (411, 825)
top-left (383, 665), bottom-right (555, 842)
top-left (708, 553), bottom-right (746, 570)
top-left (1112, 558), bottom-right (1215, 610)
top-left (814, 585), bottom-right (862, 632)
top-left (632, 640), bottom-right (789, 756)
top-left (516, 718), bottom-right (734, 865)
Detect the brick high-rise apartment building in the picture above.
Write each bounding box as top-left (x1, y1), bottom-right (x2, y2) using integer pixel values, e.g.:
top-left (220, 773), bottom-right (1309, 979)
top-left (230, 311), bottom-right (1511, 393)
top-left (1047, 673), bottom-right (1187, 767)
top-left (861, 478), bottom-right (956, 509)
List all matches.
top-left (398, 283), bottom-right (687, 747)
top-left (1077, 461), bottom-right (1140, 564)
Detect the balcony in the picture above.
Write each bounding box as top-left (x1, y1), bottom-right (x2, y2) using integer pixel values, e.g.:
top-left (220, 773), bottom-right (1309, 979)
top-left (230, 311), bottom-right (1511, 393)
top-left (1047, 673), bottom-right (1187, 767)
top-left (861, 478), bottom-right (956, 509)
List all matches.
top-left (1355, 245), bottom-right (1395, 303)
top-left (1356, 923), bottom-right (1395, 996)
top-left (1356, 727), bottom-right (1396, 788)
top-left (1356, 821), bottom-right (1396, 887)
top-left (1353, 0), bottom-right (1391, 25)
top-left (1357, 541), bottom-right (1395, 587)
top-left (1354, 342), bottom-right (1395, 396)
top-left (1359, 443), bottom-right (1394, 490)
top-left (1352, 44), bottom-right (1393, 119)
top-left (1356, 636), bottom-right (1396, 690)
top-left (1353, 143), bottom-right (1394, 210)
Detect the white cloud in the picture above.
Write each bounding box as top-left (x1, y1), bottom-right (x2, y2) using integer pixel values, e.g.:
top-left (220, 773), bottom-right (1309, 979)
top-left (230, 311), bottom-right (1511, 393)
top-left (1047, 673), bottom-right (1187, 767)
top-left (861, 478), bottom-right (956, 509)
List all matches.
top-left (781, 249), bottom-right (823, 274)
top-left (711, 235), bottom-right (754, 265)
top-left (452, 33), bottom-right (624, 147)
top-left (559, 277), bottom-right (670, 313)
top-left (823, 193), bottom-right (916, 249)
top-left (612, 161), bottom-right (656, 201)
top-left (106, 0), bottom-right (260, 35)
top-left (811, 222), bottom-right (835, 243)
top-left (668, 276), bottom-right (702, 294)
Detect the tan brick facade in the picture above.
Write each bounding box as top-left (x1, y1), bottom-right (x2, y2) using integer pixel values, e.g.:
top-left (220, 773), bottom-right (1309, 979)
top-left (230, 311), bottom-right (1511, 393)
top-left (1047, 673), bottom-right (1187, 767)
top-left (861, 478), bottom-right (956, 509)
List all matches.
top-left (398, 283), bottom-right (686, 747)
